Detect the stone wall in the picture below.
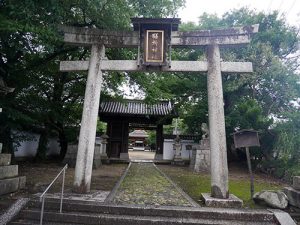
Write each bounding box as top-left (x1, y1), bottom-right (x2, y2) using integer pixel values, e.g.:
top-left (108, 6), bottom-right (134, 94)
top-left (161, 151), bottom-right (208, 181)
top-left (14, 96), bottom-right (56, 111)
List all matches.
top-left (0, 154), bottom-right (26, 195)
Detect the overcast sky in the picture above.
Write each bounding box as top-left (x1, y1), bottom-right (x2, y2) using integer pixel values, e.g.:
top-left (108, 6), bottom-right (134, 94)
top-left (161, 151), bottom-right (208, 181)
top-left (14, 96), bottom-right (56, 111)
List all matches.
top-left (178, 0), bottom-right (300, 26)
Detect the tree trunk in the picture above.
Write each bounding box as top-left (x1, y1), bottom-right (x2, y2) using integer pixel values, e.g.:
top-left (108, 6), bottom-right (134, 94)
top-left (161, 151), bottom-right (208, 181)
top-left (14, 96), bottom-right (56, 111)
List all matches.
top-left (35, 128), bottom-right (48, 161)
top-left (59, 128), bottom-right (68, 160)
top-left (1, 126), bottom-right (14, 157)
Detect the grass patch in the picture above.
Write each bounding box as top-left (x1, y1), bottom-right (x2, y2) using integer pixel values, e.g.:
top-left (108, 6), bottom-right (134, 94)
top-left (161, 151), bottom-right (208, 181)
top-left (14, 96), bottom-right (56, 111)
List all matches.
top-left (158, 165), bottom-right (284, 208)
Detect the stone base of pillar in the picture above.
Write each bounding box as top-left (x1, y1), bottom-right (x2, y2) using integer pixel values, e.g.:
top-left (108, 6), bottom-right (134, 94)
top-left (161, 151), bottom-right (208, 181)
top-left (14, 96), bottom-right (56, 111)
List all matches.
top-left (171, 160), bottom-right (185, 166)
top-left (63, 144), bottom-right (101, 168)
top-left (120, 153), bottom-right (129, 160)
top-left (201, 193), bottom-right (243, 208)
top-left (154, 153), bottom-right (163, 160)
top-left (172, 156), bottom-right (185, 165)
top-left (190, 138), bottom-right (210, 172)
top-left (100, 153), bottom-right (108, 159)
top-left (100, 154), bottom-right (110, 164)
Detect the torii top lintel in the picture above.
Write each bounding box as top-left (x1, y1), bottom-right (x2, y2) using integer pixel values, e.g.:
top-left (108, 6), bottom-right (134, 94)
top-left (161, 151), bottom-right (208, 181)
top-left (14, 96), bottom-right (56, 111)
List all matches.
top-left (61, 19), bottom-right (259, 48)
top-left (131, 17), bottom-right (181, 31)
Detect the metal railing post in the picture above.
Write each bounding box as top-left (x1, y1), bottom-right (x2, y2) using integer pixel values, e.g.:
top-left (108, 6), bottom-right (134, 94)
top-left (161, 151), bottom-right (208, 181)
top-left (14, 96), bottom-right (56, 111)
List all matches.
top-left (39, 164), bottom-right (68, 225)
top-left (60, 167), bottom-right (66, 213)
top-left (40, 197), bottom-right (45, 225)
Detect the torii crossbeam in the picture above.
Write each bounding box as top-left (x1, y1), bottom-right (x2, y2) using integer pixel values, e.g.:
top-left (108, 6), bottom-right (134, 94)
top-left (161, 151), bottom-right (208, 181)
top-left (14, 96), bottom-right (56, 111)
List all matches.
top-left (60, 21), bottom-right (258, 206)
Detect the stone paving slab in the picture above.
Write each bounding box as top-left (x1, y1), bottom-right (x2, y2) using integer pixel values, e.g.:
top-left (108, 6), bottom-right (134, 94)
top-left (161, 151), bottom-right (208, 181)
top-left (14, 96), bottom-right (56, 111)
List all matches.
top-left (112, 162), bottom-right (195, 207)
top-left (34, 190), bottom-right (110, 202)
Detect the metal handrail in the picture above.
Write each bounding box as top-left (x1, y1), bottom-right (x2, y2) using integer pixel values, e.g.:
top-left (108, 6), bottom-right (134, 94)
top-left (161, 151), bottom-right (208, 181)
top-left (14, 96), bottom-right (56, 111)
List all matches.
top-left (39, 164), bottom-right (68, 225)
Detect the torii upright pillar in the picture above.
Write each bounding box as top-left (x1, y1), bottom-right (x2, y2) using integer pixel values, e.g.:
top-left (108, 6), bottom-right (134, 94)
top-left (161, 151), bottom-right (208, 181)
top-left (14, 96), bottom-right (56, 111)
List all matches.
top-left (207, 44), bottom-right (228, 199)
top-left (73, 44), bottom-right (105, 193)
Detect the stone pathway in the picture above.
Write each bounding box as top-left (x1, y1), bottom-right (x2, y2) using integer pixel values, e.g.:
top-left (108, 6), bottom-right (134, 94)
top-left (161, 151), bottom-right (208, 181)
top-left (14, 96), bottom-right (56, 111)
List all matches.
top-left (128, 150), bottom-right (155, 160)
top-left (112, 163), bottom-right (196, 207)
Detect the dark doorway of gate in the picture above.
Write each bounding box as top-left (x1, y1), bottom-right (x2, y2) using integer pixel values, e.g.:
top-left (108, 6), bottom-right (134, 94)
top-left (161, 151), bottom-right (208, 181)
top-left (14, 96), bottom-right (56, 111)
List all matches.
top-left (99, 99), bottom-right (177, 160)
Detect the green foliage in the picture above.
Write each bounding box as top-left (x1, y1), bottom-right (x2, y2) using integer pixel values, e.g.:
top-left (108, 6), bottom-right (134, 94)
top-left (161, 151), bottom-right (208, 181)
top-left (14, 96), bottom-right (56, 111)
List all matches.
top-left (274, 112), bottom-right (300, 161)
top-left (133, 8), bottom-right (300, 178)
top-left (1, 0), bottom-right (299, 178)
top-left (146, 130), bottom-right (156, 147)
top-left (0, 0), bottom-right (185, 158)
top-left (226, 98), bottom-right (273, 131)
top-left (96, 120), bottom-right (107, 134)
top-left (129, 0), bottom-right (185, 18)
top-left (164, 118), bottom-right (188, 135)
top-left (266, 111), bottom-right (300, 179)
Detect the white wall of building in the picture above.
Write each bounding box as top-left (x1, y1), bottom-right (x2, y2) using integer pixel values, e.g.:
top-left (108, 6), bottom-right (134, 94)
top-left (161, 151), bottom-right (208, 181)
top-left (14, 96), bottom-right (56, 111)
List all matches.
top-left (163, 139), bottom-right (196, 160)
top-left (13, 131), bottom-right (60, 158)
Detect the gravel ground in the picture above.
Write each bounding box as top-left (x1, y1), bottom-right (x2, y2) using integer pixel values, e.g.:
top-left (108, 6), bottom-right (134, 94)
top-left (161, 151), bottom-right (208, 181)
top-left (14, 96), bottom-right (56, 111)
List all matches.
top-left (113, 163), bottom-right (193, 207)
top-left (0, 162), bottom-right (127, 213)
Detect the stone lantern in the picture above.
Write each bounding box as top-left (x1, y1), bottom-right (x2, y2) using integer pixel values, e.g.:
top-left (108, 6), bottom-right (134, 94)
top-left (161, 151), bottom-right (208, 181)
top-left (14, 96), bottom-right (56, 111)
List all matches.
top-left (100, 133), bottom-right (109, 160)
top-left (173, 135), bottom-right (183, 164)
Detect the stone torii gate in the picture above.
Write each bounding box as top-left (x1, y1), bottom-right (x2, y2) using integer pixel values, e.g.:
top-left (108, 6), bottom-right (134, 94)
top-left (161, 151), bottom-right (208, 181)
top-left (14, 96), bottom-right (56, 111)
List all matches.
top-left (60, 18), bottom-right (258, 204)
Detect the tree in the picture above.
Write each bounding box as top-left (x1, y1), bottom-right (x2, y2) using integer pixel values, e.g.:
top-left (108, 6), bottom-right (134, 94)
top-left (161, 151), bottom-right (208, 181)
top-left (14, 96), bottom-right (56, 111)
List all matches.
top-left (129, 8), bottom-right (299, 167)
top-left (0, 0), bottom-right (185, 159)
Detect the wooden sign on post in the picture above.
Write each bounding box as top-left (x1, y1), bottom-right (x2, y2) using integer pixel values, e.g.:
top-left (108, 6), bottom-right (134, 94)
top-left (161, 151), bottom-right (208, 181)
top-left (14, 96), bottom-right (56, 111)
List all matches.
top-left (233, 129), bottom-right (260, 198)
top-left (233, 130), bottom-right (260, 148)
top-left (145, 30), bottom-right (164, 63)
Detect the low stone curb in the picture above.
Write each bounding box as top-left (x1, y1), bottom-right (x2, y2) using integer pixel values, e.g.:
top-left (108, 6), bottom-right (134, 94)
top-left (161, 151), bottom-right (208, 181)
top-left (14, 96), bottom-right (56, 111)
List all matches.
top-left (105, 162), bottom-right (131, 203)
top-left (0, 197), bottom-right (30, 225)
top-left (153, 164), bottom-right (200, 208)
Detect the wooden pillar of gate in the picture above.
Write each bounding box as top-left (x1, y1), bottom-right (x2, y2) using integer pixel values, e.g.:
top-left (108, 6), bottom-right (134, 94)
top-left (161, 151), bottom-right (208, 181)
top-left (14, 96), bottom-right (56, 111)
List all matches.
top-left (156, 124), bottom-right (164, 155)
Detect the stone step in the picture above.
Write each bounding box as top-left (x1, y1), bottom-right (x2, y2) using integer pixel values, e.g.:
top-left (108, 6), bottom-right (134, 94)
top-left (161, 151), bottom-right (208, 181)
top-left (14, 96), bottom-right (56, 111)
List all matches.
top-left (283, 187), bottom-right (300, 208)
top-left (26, 199), bottom-right (275, 222)
top-left (10, 198), bottom-right (295, 225)
top-left (0, 165), bottom-right (18, 179)
top-left (10, 221), bottom-right (73, 225)
top-left (17, 209), bottom-right (276, 225)
top-left (293, 176), bottom-right (300, 190)
top-left (0, 176), bottom-right (26, 195)
top-left (0, 153), bottom-right (11, 166)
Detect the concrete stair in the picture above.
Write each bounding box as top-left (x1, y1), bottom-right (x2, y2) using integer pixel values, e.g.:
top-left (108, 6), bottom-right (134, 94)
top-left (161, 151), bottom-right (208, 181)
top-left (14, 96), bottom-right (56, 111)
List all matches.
top-left (0, 154), bottom-right (26, 195)
top-left (9, 198), bottom-right (286, 225)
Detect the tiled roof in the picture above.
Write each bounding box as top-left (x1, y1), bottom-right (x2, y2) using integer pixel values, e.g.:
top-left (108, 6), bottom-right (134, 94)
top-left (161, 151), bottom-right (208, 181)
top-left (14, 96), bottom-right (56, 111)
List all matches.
top-left (99, 100), bottom-right (175, 116)
top-left (129, 130), bottom-right (149, 138)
